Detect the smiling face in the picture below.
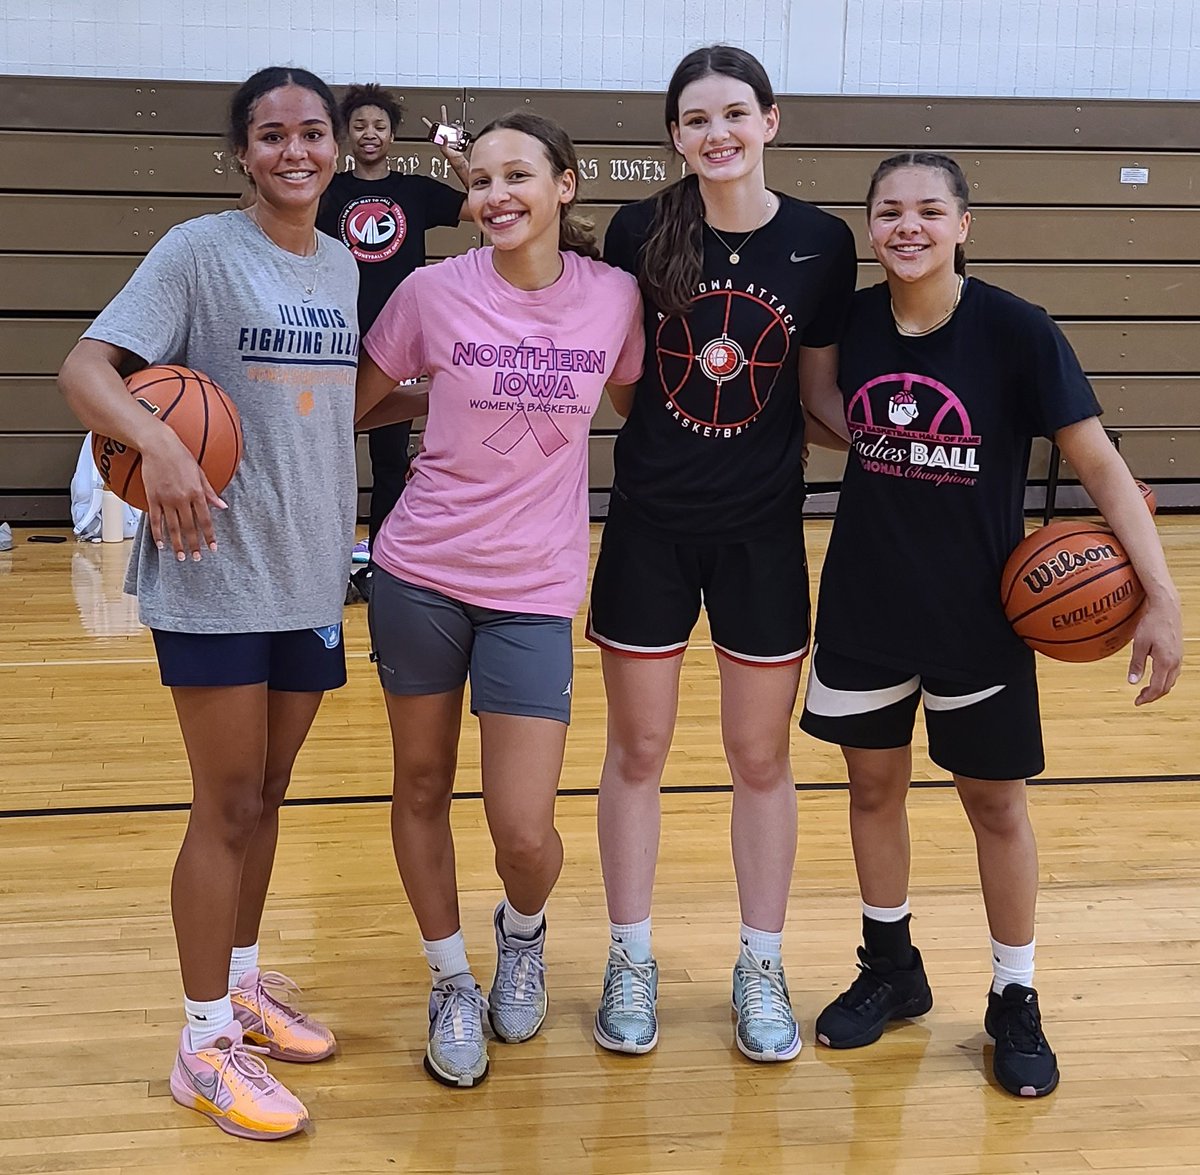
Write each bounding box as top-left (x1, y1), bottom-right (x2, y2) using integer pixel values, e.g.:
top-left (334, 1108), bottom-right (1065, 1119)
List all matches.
top-left (467, 128), bottom-right (574, 254)
top-left (347, 103), bottom-right (393, 168)
top-left (237, 84), bottom-right (337, 214)
top-left (867, 166), bottom-right (971, 284)
top-left (670, 73), bottom-right (778, 185)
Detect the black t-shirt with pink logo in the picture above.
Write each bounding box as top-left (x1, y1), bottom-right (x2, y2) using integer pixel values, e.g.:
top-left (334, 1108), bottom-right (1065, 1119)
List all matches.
top-left (317, 171), bottom-right (464, 331)
top-left (604, 194), bottom-right (857, 541)
top-left (817, 277), bottom-right (1102, 682)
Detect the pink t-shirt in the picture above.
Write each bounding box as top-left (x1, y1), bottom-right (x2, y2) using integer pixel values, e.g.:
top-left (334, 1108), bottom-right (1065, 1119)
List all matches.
top-left (363, 247), bottom-right (644, 617)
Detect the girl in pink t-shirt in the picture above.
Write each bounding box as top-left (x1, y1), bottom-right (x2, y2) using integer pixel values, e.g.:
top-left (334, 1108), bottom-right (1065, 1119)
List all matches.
top-left (354, 111), bottom-right (643, 1088)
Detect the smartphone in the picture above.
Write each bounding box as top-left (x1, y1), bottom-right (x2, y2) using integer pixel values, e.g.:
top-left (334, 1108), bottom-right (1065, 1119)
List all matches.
top-left (427, 122), bottom-right (470, 150)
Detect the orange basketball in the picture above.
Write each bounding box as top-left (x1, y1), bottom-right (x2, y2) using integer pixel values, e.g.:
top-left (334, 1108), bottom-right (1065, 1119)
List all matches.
top-left (1135, 480), bottom-right (1157, 515)
top-left (93, 366), bottom-right (243, 512)
top-left (1000, 520), bottom-right (1145, 663)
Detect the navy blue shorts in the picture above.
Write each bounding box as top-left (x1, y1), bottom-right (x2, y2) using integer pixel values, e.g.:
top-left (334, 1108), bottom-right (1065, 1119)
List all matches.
top-left (150, 626), bottom-right (347, 692)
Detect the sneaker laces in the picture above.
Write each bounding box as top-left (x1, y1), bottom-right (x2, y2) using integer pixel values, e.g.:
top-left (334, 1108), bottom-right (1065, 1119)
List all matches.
top-left (998, 999), bottom-right (1045, 1054)
top-left (240, 970), bottom-right (309, 1029)
top-left (432, 982), bottom-right (488, 1046)
top-left (603, 955), bottom-right (656, 1014)
top-left (835, 950), bottom-right (894, 1014)
top-left (213, 1035), bottom-right (278, 1093)
top-left (496, 938), bottom-right (546, 1001)
top-left (738, 957), bottom-right (793, 1027)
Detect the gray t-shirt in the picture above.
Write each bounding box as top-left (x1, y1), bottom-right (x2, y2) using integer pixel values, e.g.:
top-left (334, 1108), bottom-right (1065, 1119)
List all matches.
top-left (85, 210), bottom-right (359, 633)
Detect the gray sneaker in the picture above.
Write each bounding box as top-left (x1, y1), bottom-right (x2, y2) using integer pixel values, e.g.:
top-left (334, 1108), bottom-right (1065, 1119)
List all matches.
top-left (425, 974), bottom-right (489, 1088)
top-left (594, 944), bottom-right (659, 1054)
top-left (731, 945), bottom-right (802, 1062)
top-left (487, 902), bottom-right (548, 1043)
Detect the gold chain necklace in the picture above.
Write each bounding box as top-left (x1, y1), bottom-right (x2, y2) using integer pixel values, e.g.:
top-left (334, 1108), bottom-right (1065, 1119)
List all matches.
top-left (891, 274), bottom-right (965, 337)
top-left (245, 207), bottom-right (320, 302)
top-left (704, 193), bottom-right (775, 265)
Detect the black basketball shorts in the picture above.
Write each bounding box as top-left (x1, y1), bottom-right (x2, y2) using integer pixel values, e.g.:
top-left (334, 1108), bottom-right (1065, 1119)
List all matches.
top-left (587, 511), bottom-right (811, 665)
top-left (799, 645), bottom-right (1044, 781)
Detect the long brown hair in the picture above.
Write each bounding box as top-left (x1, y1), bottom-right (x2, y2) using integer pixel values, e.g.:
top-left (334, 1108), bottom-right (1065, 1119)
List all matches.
top-left (474, 111), bottom-right (599, 260)
top-left (640, 46), bottom-right (777, 316)
top-left (867, 152), bottom-right (971, 275)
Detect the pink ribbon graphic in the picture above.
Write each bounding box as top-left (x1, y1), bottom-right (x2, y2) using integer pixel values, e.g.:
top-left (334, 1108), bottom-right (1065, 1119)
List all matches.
top-left (482, 335), bottom-right (570, 456)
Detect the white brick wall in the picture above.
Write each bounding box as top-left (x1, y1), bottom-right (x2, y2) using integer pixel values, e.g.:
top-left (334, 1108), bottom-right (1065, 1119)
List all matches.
top-left (2, 0), bottom-right (1198, 98)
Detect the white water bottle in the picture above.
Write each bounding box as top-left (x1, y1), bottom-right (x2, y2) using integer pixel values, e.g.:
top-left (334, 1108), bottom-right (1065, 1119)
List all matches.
top-left (101, 490), bottom-right (124, 543)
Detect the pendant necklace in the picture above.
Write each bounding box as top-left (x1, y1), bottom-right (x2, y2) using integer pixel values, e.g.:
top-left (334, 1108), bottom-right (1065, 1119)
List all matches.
top-left (246, 207), bottom-right (320, 302)
top-left (704, 193), bottom-right (775, 265)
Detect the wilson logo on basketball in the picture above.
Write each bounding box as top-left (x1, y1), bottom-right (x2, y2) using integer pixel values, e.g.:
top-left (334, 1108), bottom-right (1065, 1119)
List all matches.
top-left (1021, 543), bottom-right (1119, 595)
top-left (655, 281), bottom-right (795, 439)
top-left (339, 196), bottom-right (406, 263)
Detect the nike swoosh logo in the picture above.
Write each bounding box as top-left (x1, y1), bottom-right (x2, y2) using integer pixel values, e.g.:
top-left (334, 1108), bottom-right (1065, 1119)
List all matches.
top-left (186, 1065), bottom-right (220, 1099)
top-left (791, 252), bottom-right (821, 263)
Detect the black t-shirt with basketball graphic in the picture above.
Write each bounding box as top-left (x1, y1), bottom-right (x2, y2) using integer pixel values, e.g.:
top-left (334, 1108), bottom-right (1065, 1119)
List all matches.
top-left (604, 194), bottom-right (857, 541)
top-left (317, 171), bottom-right (464, 331)
top-left (816, 278), bottom-right (1102, 682)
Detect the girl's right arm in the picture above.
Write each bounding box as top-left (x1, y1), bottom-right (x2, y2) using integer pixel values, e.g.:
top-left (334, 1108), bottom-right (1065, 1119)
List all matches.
top-left (58, 339), bottom-right (224, 560)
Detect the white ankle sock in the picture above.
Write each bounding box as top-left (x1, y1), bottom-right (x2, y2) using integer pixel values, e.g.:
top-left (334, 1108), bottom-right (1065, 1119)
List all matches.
top-left (862, 899), bottom-right (911, 922)
top-left (610, 917), bottom-right (652, 962)
top-left (502, 899), bottom-right (545, 939)
top-left (422, 930), bottom-right (470, 984)
top-left (228, 942), bottom-right (259, 990)
top-left (184, 994), bottom-right (235, 1050)
top-left (990, 936), bottom-right (1035, 994)
top-left (740, 923), bottom-right (784, 968)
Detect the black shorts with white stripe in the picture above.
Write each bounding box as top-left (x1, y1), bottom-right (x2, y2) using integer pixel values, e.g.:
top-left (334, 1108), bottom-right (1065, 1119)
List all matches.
top-left (799, 645), bottom-right (1044, 781)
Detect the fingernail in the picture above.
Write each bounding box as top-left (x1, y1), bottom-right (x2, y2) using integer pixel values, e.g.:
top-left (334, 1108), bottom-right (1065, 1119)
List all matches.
top-left (176, 551), bottom-right (186, 562)
top-left (192, 552), bottom-right (201, 562)
top-left (156, 541), bottom-right (165, 550)
top-left (1128, 674), bottom-right (1139, 684)
top-left (209, 542), bottom-right (218, 552)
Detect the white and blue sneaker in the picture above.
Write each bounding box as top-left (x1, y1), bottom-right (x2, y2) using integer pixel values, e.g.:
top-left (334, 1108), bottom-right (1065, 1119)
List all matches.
top-left (594, 944), bottom-right (659, 1054)
top-left (487, 902), bottom-right (548, 1043)
top-left (425, 974), bottom-right (489, 1088)
top-left (731, 944), bottom-right (802, 1062)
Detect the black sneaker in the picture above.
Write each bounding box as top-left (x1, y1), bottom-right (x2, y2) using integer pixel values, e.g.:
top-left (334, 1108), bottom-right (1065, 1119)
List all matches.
top-left (815, 946), bottom-right (934, 1048)
top-left (985, 983), bottom-right (1059, 1097)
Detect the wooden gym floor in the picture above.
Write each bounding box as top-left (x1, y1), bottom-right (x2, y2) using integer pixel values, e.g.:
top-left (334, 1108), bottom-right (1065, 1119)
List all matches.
top-left (2, 517), bottom-right (1199, 1175)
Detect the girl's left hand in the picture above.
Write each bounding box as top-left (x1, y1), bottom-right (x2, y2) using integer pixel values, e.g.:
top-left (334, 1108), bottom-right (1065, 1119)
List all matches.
top-left (1126, 591), bottom-right (1183, 705)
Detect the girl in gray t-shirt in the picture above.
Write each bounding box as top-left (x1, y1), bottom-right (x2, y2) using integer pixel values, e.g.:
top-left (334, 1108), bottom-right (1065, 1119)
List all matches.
top-left (58, 67), bottom-right (359, 1142)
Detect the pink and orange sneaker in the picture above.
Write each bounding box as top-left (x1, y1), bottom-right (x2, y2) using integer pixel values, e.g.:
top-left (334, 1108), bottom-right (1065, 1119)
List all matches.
top-left (231, 968), bottom-right (337, 1063)
top-left (169, 1021), bottom-right (309, 1140)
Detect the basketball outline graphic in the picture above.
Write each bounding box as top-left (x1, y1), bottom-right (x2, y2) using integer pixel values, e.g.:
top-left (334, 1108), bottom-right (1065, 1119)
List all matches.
top-left (339, 196), bottom-right (406, 263)
top-left (656, 289), bottom-right (791, 429)
top-left (848, 372), bottom-right (979, 443)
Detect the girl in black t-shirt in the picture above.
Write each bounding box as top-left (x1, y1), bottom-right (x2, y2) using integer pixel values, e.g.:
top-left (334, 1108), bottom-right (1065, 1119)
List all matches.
top-left (586, 46), bottom-right (856, 1064)
top-left (799, 152), bottom-right (1182, 1098)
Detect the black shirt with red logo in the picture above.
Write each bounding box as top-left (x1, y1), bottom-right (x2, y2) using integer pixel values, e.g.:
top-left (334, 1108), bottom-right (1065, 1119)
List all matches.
top-left (317, 171), bottom-right (464, 331)
top-left (816, 278), bottom-right (1102, 682)
top-left (603, 194), bottom-right (857, 541)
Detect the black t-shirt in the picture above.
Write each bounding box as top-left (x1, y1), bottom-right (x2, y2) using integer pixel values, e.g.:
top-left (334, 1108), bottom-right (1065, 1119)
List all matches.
top-left (317, 171), bottom-right (464, 332)
top-left (604, 193), bottom-right (857, 540)
top-left (816, 278), bottom-right (1103, 682)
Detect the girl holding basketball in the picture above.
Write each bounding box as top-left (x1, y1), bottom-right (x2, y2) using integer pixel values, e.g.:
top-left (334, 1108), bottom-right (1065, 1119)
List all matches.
top-left (353, 111), bottom-right (643, 1087)
top-left (799, 152), bottom-right (1182, 1097)
top-left (59, 68), bottom-right (362, 1139)
top-left (585, 45), bottom-right (857, 1062)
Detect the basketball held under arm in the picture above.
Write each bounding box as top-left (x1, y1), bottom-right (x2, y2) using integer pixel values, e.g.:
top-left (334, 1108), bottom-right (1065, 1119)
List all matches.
top-left (1055, 416), bottom-right (1182, 704)
top-left (798, 344), bottom-right (850, 444)
top-left (58, 339), bottom-right (225, 559)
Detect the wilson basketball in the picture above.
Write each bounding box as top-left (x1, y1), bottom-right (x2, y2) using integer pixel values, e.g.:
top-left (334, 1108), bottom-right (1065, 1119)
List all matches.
top-left (93, 366), bottom-right (243, 512)
top-left (1136, 480), bottom-right (1157, 515)
top-left (1000, 521), bottom-right (1145, 662)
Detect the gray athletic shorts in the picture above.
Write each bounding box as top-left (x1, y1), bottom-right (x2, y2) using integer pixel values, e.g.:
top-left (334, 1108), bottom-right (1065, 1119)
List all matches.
top-left (367, 568), bottom-right (574, 724)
